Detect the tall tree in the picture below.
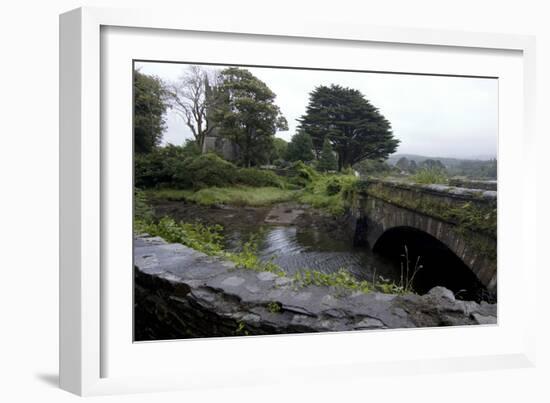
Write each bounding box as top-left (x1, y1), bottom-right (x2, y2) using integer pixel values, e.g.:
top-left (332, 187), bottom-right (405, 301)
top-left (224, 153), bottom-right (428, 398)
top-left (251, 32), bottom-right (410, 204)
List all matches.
top-left (170, 66), bottom-right (222, 150)
top-left (134, 70), bottom-right (170, 154)
top-left (317, 137), bottom-right (338, 172)
top-left (213, 67), bottom-right (288, 167)
top-left (285, 131), bottom-right (314, 162)
top-left (395, 157), bottom-right (411, 171)
top-left (299, 84), bottom-right (399, 170)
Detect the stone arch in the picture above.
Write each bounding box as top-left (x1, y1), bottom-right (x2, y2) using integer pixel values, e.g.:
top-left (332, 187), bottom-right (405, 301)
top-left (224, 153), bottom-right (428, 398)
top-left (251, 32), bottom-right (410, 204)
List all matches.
top-left (370, 226), bottom-right (490, 300)
top-left (360, 195), bottom-right (496, 292)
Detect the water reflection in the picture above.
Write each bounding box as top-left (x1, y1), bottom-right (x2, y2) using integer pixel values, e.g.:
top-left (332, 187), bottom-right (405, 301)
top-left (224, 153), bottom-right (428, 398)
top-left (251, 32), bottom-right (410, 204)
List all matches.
top-left (224, 224), bottom-right (397, 283)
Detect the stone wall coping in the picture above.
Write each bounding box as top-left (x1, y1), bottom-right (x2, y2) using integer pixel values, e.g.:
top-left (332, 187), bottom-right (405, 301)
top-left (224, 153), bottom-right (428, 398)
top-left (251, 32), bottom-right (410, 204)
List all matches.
top-left (361, 177), bottom-right (497, 202)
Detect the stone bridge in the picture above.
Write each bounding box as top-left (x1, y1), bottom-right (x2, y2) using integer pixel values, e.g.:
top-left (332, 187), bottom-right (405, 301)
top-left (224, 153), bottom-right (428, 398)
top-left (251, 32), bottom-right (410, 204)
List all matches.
top-left (349, 178), bottom-right (497, 292)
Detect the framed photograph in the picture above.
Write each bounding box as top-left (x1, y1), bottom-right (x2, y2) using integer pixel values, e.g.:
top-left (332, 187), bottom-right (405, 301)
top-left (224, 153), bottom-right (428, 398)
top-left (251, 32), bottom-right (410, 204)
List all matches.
top-left (60, 7), bottom-right (537, 396)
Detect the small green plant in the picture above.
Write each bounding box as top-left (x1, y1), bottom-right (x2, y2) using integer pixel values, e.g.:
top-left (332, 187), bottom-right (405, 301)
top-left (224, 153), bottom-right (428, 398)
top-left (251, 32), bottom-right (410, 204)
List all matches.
top-left (235, 321), bottom-right (249, 336)
top-left (398, 245), bottom-right (423, 293)
top-left (135, 217), bottom-right (224, 256)
top-left (227, 238), bottom-right (286, 277)
top-left (134, 188), bottom-right (154, 222)
top-left (266, 301), bottom-right (282, 313)
top-left (293, 268), bottom-right (372, 294)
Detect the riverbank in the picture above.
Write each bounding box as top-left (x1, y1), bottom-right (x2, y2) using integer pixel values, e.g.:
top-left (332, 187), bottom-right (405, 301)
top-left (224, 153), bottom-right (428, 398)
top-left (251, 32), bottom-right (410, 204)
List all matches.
top-left (141, 198), bottom-right (397, 283)
top-left (134, 233), bottom-right (497, 340)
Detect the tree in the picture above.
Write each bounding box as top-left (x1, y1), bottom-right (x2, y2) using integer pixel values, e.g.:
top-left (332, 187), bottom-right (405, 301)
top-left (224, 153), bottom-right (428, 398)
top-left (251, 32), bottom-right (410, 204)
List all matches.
top-left (134, 70), bottom-right (170, 154)
top-left (317, 137), bottom-right (338, 172)
top-left (269, 137), bottom-right (288, 164)
top-left (170, 66), bottom-right (222, 150)
top-left (354, 159), bottom-right (395, 177)
top-left (420, 159), bottom-right (446, 172)
top-left (298, 84), bottom-right (399, 170)
top-left (395, 157), bottom-right (411, 171)
top-left (285, 131), bottom-right (314, 162)
top-left (212, 68), bottom-right (288, 167)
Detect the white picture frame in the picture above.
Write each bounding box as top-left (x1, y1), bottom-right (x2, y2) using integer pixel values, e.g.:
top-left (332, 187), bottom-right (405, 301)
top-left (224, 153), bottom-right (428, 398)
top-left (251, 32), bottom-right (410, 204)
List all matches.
top-left (59, 6), bottom-right (537, 396)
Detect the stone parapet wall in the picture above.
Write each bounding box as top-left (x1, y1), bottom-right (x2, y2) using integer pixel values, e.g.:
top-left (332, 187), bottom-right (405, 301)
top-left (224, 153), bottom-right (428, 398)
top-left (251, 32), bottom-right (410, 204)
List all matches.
top-left (357, 178), bottom-right (496, 214)
top-left (134, 235), bottom-right (496, 341)
top-left (448, 178), bottom-right (497, 191)
top-left (350, 178), bottom-right (497, 291)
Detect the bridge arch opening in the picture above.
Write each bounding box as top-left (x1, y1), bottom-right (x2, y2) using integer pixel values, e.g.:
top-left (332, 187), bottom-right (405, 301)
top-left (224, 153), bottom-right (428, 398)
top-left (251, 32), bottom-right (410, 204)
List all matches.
top-left (372, 226), bottom-right (492, 302)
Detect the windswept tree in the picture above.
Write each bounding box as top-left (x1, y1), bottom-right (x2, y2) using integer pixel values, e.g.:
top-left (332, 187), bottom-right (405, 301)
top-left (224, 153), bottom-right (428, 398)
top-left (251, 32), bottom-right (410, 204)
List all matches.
top-left (170, 66), bottom-right (222, 150)
top-left (213, 67), bottom-right (288, 167)
top-left (285, 131), bottom-right (314, 162)
top-left (299, 84), bottom-right (399, 170)
top-left (318, 137), bottom-right (338, 172)
top-left (134, 70), bottom-right (170, 154)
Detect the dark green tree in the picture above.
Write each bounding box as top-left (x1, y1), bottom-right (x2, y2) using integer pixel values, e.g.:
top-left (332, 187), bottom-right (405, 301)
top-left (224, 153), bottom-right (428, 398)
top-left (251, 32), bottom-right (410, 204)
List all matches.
top-left (317, 137), bottom-right (338, 172)
top-left (298, 84), bottom-right (399, 170)
top-left (285, 131), bottom-right (315, 162)
top-left (213, 67), bottom-right (288, 167)
top-left (268, 137), bottom-right (289, 164)
top-left (134, 70), bottom-right (170, 154)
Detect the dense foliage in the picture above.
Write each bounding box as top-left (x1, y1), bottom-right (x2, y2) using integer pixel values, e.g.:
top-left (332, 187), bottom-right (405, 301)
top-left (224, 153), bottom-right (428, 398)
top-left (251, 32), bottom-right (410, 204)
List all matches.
top-left (212, 68), bottom-right (288, 167)
top-left (285, 131), bottom-right (315, 162)
top-left (134, 70), bottom-right (170, 154)
top-left (299, 84), bottom-right (399, 170)
top-left (317, 137), bottom-right (338, 172)
top-left (135, 149), bottom-right (285, 190)
top-left (134, 141), bottom-right (200, 188)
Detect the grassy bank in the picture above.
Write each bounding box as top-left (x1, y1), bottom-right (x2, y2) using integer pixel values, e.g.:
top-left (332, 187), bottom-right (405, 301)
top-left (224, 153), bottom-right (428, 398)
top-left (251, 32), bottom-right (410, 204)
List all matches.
top-left (147, 186), bottom-right (296, 207)
top-left (145, 171), bottom-right (358, 215)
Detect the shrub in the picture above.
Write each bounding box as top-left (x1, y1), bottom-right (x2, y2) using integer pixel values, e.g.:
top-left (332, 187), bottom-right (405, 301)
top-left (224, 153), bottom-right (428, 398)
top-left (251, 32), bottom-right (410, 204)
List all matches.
top-left (325, 177), bottom-right (343, 195)
top-left (134, 142), bottom-right (201, 188)
top-left (287, 161), bottom-right (318, 187)
top-left (134, 152), bottom-right (172, 188)
top-left (185, 153), bottom-right (238, 189)
top-left (236, 168), bottom-right (285, 188)
top-left (134, 188), bottom-right (154, 222)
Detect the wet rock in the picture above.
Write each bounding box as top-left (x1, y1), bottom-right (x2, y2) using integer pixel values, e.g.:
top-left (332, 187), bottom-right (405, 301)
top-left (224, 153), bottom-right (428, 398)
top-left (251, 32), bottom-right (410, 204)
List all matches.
top-left (428, 286), bottom-right (456, 301)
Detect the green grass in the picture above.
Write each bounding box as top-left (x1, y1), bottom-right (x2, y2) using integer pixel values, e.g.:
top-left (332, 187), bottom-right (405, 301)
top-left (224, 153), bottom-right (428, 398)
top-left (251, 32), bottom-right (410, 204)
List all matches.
top-left (148, 186), bottom-right (296, 206)
top-left (411, 168), bottom-right (448, 185)
top-left (147, 170), bottom-right (358, 216)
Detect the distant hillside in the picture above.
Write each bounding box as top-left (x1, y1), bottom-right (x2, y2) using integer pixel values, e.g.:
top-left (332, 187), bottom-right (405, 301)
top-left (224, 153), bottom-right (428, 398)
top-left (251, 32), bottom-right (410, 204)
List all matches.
top-left (387, 154), bottom-right (496, 168)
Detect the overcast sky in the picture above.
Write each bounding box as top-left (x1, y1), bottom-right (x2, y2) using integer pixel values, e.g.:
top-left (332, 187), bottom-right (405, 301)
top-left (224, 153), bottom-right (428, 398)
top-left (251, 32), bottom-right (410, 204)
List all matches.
top-left (136, 61), bottom-right (498, 160)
